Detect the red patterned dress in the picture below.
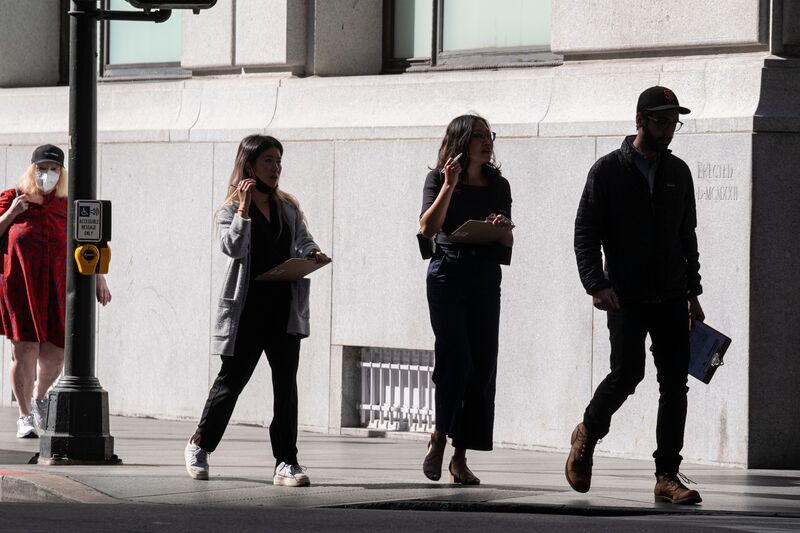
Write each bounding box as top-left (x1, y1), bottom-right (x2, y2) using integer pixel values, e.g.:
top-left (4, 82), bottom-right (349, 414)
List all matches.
top-left (0, 189), bottom-right (67, 348)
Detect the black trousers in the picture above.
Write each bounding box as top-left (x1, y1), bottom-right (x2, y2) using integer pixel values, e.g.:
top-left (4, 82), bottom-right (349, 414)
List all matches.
top-left (583, 297), bottom-right (690, 473)
top-left (427, 257), bottom-right (501, 451)
top-left (194, 296), bottom-right (301, 466)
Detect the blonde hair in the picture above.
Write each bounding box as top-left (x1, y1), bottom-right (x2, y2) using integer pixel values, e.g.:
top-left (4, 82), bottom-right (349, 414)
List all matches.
top-left (220, 134), bottom-right (307, 231)
top-left (18, 163), bottom-right (68, 198)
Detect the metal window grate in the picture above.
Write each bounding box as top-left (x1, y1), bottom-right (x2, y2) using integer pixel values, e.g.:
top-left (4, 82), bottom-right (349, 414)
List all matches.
top-left (358, 348), bottom-right (435, 432)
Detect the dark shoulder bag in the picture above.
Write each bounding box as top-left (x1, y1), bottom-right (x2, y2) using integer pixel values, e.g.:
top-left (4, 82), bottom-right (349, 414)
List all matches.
top-left (416, 232), bottom-right (434, 260)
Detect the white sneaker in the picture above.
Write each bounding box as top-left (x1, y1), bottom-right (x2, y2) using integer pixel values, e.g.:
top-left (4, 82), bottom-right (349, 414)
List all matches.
top-left (184, 440), bottom-right (210, 480)
top-left (31, 398), bottom-right (48, 434)
top-left (273, 462), bottom-right (310, 487)
top-left (16, 415), bottom-right (37, 439)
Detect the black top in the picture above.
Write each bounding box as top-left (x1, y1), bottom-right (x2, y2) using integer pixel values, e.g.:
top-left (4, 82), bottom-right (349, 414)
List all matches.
top-left (421, 169), bottom-right (512, 264)
top-left (421, 170), bottom-right (512, 234)
top-left (574, 136), bottom-right (701, 302)
top-left (247, 195), bottom-right (291, 304)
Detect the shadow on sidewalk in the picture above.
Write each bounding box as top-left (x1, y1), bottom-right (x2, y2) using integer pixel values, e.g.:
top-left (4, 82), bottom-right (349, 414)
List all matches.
top-left (0, 449), bottom-right (38, 464)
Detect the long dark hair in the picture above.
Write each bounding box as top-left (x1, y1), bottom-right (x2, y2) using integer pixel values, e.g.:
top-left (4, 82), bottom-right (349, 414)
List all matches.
top-left (433, 114), bottom-right (501, 183)
top-left (220, 134), bottom-right (306, 230)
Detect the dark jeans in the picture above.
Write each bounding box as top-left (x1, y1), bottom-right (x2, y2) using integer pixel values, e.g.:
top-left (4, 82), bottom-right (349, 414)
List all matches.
top-left (194, 295), bottom-right (301, 466)
top-left (427, 257), bottom-right (501, 451)
top-left (583, 297), bottom-right (690, 473)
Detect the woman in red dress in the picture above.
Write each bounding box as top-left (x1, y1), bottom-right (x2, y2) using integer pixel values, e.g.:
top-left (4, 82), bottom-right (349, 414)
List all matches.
top-left (0, 145), bottom-right (111, 438)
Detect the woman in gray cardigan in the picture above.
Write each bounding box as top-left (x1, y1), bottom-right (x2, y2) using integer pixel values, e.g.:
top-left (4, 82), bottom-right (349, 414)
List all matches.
top-left (184, 135), bottom-right (330, 487)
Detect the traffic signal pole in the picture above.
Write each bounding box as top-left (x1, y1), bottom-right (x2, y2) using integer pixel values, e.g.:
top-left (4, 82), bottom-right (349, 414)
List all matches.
top-left (37, 0), bottom-right (115, 464)
top-left (38, 0), bottom-right (215, 465)
top-left (38, 0), bottom-right (173, 465)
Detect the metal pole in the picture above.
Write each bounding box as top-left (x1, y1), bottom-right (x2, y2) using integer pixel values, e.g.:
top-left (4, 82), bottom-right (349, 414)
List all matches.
top-left (39, 0), bottom-right (118, 464)
top-left (65, 0), bottom-right (98, 381)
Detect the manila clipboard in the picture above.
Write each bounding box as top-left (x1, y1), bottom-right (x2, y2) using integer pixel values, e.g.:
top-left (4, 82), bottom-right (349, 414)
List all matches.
top-left (255, 258), bottom-right (329, 281)
top-left (688, 320), bottom-right (732, 384)
top-left (445, 219), bottom-right (511, 245)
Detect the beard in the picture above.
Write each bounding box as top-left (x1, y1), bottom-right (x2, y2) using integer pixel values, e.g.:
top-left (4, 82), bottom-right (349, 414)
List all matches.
top-left (642, 127), bottom-right (671, 154)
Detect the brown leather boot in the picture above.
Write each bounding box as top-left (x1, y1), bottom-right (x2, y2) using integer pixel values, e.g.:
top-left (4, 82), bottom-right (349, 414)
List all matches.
top-left (565, 423), bottom-right (597, 493)
top-left (654, 472), bottom-right (702, 504)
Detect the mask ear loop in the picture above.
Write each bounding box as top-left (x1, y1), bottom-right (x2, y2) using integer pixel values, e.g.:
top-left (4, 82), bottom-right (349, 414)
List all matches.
top-left (245, 162), bottom-right (257, 181)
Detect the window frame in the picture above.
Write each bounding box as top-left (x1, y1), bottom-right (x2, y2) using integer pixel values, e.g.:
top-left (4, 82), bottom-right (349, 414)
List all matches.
top-left (382, 0), bottom-right (562, 73)
top-left (98, 0), bottom-right (190, 82)
top-left (58, 0), bottom-right (71, 85)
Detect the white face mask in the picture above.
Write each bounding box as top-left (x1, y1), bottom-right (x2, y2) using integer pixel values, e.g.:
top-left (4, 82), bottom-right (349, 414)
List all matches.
top-left (35, 169), bottom-right (59, 193)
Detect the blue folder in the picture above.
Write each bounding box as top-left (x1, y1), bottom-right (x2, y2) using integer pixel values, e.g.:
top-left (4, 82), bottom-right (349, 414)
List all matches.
top-left (688, 320), bottom-right (732, 384)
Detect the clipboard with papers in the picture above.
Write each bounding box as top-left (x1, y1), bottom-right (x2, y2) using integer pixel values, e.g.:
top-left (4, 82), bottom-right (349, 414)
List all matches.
top-left (445, 219), bottom-right (512, 245)
top-left (255, 258), bottom-right (329, 282)
top-left (688, 320), bottom-right (732, 384)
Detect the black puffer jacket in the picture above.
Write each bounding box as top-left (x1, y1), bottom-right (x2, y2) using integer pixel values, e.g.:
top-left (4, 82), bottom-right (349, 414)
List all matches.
top-left (574, 136), bottom-right (702, 303)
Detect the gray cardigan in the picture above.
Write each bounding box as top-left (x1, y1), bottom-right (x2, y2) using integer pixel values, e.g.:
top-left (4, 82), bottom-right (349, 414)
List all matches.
top-left (210, 201), bottom-right (320, 357)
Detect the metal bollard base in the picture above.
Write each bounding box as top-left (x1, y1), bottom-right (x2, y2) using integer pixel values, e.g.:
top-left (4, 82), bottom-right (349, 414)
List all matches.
top-left (38, 385), bottom-right (120, 464)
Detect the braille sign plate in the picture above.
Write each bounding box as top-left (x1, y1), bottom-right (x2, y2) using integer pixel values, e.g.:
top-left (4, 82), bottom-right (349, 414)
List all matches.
top-left (75, 200), bottom-right (102, 242)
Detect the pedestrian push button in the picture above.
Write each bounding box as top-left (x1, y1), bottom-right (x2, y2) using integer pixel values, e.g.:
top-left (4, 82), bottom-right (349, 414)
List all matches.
top-left (73, 199), bottom-right (112, 275)
top-left (75, 244), bottom-right (100, 275)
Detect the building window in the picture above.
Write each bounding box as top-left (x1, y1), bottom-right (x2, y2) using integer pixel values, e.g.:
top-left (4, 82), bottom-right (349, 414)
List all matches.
top-left (100, 0), bottom-right (185, 79)
top-left (384, 0), bottom-right (560, 72)
top-left (391, 0), bottom-right (434, 62)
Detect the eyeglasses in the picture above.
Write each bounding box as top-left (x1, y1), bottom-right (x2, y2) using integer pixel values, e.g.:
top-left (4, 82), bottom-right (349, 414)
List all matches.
top-left (471, 131), bottom-right (496, 142)
top-left (646, 116), bottom-right (683, 132)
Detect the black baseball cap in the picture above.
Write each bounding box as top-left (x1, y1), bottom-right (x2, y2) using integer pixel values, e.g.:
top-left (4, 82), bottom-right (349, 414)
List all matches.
top-left (637, 86), bottom-right (690, 114)
top-left (31, 144), bottom-right (65, 166)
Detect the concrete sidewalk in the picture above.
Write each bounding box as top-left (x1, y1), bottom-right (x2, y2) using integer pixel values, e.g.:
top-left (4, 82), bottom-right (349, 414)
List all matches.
top-left (0, 407), bottom-right (798, 517)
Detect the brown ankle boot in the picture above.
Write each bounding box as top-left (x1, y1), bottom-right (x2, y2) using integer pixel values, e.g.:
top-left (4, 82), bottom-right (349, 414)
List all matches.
top-left (565, 423), bottom-right (597, 493)
top-left (654, 472), bottom-right (702, 504)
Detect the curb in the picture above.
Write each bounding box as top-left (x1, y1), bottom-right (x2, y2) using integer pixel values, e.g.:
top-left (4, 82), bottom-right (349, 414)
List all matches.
top-left (330, 499), bottom-right (800, 519)
top-left (332, 500), bottom-right (800, 518)
top-left (0, 471), bottom-right (119, 504)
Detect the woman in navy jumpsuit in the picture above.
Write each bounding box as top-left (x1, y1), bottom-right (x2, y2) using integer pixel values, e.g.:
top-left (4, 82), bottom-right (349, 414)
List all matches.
top-left (419, 114), bottom-right (514, 485)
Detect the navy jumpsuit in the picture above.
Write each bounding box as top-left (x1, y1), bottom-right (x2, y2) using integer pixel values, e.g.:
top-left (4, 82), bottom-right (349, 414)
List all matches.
top-left (421, 169), bottom-right (512, 451)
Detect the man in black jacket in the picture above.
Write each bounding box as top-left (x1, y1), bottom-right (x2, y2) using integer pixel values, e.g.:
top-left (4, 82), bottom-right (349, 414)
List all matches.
top-left (567, 86), bottom-right (704, 505)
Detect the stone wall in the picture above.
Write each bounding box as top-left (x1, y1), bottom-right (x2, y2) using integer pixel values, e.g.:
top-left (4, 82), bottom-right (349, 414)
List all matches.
top-left (1, 0), bottom-right (798, 467)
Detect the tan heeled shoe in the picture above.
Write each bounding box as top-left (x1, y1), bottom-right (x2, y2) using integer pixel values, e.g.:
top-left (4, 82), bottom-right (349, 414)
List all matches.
top-left (422, 433), bottom-right (447, 481)
top-left (449, 457), bottom-right (480, 485)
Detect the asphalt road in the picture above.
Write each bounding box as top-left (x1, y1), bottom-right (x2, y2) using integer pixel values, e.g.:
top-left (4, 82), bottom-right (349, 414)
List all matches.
top-left (1, 503), bottom-right (800, 533)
